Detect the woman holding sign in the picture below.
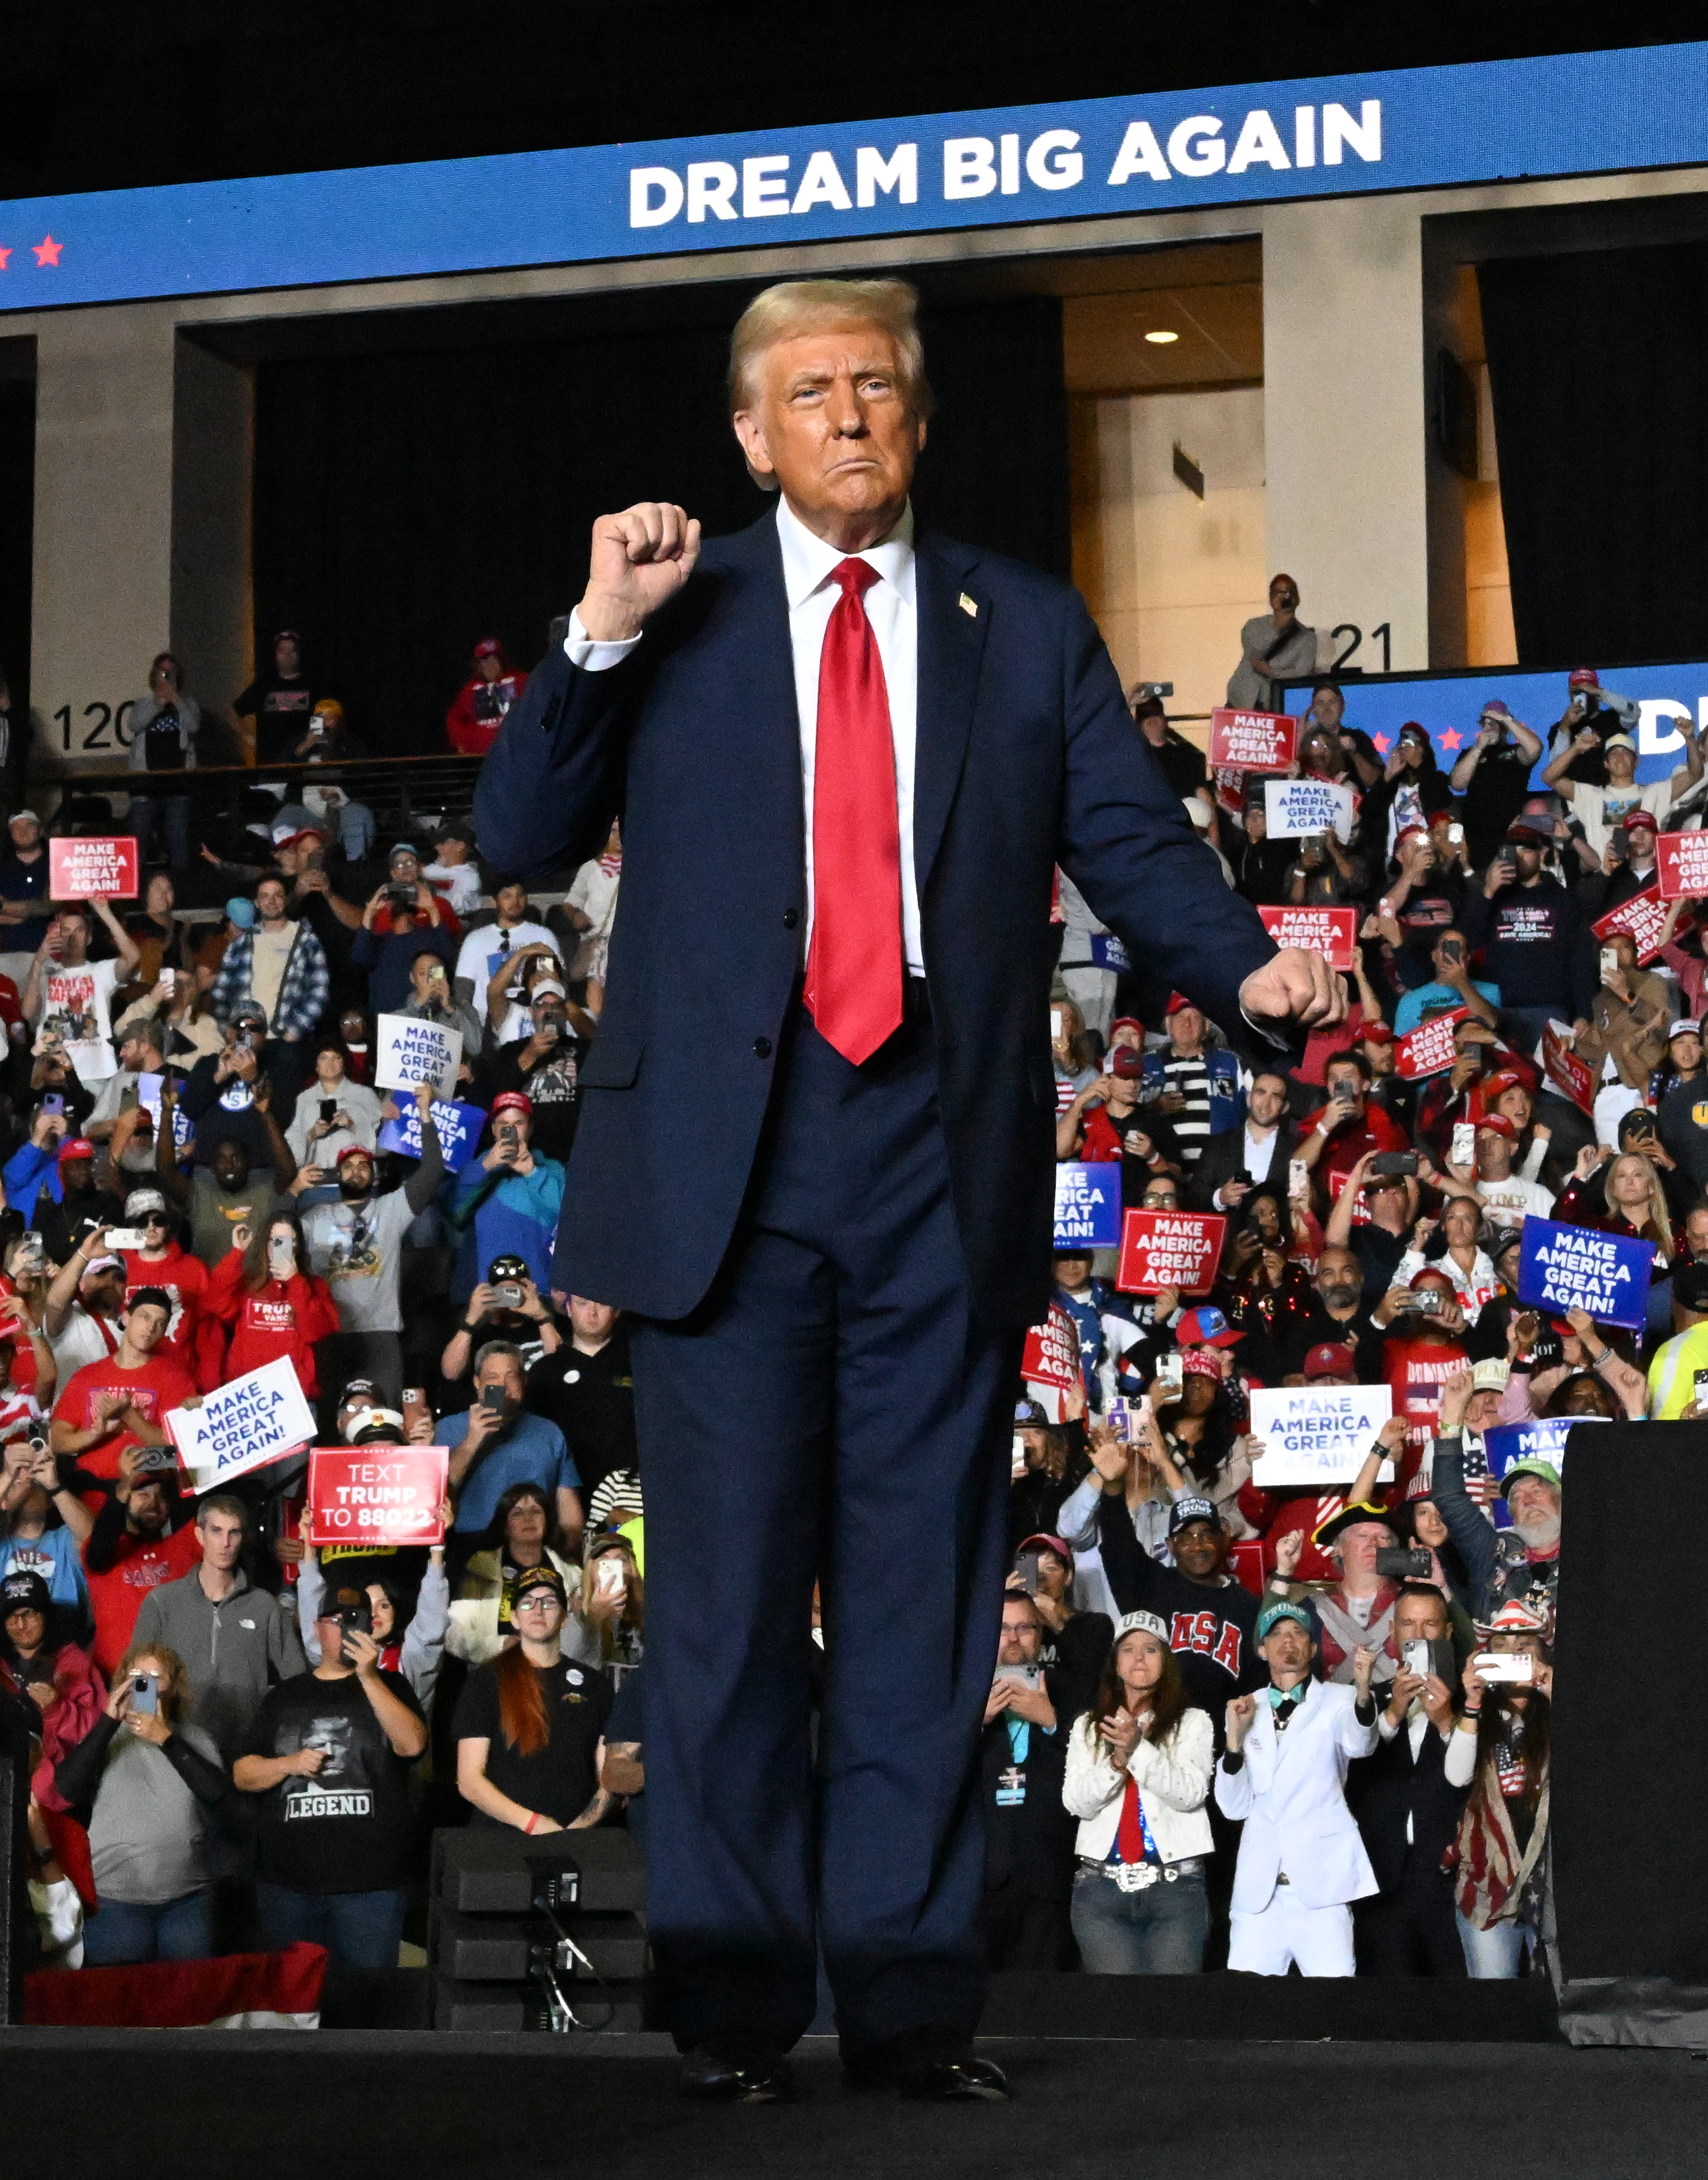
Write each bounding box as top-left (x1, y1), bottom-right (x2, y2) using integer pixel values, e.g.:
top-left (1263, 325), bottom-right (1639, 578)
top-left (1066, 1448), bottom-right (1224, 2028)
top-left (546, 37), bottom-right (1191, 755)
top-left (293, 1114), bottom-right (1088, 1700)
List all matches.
top-left (205, 1213), bottom-right (340, 1396)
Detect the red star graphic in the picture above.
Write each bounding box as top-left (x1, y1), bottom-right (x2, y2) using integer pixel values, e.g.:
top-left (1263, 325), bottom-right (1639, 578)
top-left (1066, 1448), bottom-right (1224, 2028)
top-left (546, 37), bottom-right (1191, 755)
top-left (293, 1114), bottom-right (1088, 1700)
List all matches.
top-left (1439, 729), bottom-right (1462, 750)
top-left (0, 249), bottom-right (11, 271)
top-left (32, 235), bottom-right (61, 267)
top-left (1373, 733), bottom-right (1391, 754)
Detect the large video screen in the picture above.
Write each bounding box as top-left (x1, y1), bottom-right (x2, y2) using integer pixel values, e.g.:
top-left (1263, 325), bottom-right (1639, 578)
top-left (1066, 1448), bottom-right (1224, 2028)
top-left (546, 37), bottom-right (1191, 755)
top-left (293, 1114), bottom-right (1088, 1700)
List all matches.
top-left (1284, 660), bottom-right (1708, 789)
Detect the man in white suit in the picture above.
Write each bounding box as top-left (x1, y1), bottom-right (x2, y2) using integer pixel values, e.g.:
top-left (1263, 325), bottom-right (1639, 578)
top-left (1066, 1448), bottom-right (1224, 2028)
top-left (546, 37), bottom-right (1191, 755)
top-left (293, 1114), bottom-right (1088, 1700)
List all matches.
top-left (1215, 1601), bottom-right (1379, 1976)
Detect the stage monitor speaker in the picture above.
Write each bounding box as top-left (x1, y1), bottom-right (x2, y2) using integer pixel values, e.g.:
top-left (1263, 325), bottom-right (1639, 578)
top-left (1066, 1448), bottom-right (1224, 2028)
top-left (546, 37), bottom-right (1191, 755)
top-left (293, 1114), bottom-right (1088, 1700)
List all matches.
top-left (1552, 1420), bottom-right (1708, 1981)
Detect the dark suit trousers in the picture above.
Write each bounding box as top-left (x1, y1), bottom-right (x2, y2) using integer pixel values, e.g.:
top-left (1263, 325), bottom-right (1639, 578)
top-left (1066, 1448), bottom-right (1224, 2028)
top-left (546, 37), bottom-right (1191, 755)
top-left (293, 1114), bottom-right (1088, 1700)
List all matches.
top-left (631, 994), bottom-right (1020, 2056)
top-left (1353, 1862), bottom-right (1467, 1978)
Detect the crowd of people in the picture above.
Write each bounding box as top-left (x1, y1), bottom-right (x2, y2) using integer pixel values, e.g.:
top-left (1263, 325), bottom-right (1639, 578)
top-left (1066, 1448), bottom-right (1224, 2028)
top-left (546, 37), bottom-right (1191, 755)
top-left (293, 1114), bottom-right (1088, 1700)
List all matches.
top-left (993, 644), bottom-right (1708, 1984)
top-left (0, 773), bottom-right (637, 1977)
top-left (0, 623), bottom-right (1671, 1996)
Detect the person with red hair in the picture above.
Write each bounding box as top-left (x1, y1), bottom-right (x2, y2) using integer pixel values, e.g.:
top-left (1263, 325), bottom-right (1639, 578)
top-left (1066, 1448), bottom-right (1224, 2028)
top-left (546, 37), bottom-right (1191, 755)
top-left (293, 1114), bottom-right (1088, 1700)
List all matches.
top-left (452, 1563), bottom-right (612, 1834)
top-left (446, 638), bottom-right (527, 755)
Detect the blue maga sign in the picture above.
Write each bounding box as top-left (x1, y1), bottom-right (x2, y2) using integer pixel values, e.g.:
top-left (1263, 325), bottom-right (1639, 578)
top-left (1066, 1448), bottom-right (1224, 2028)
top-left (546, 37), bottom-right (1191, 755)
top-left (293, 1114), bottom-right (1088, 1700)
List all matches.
top-left (377, 1097), bottom-right (487, 1175)
top-left (5, 45), bottom-right (1708, 310)
top-left (1516, 1217), bottom-right (1654, 1332)
top-left (1287, 658), bottom-right (1708, 793)
top-left (1054, 1161), bottom-right (1122, 1250)
top-left (1483, 1415), bottom-right (1604, 1480)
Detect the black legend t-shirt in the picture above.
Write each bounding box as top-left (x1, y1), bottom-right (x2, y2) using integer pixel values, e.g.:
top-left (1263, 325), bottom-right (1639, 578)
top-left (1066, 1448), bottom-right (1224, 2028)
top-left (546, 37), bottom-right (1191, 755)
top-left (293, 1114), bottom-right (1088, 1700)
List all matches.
top-left (452, 1653), bottom-right (612, 1828)
top-left (242, 1668), bottom-right (423, 1893)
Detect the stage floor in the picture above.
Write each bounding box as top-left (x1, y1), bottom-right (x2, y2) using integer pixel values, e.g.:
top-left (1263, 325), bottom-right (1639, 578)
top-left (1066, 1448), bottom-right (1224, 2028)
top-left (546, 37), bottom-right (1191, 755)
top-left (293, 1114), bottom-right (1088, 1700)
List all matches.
top-left (3, 2034), bottom-right (1703, 2177)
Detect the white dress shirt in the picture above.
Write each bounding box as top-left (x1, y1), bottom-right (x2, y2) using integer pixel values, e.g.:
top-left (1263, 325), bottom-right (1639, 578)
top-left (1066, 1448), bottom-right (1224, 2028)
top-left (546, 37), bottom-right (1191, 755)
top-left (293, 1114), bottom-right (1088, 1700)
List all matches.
top-left (566, 496), bottom-right (923, 974)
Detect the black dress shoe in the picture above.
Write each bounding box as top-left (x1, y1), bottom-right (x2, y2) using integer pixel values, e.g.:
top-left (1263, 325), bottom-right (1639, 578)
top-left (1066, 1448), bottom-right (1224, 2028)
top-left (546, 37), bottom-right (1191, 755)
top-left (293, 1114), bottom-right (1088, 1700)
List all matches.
top-left (898, 2054), bottom-right (1012, 2103)
top-left (678, 2046), bottom-right (797, 2104)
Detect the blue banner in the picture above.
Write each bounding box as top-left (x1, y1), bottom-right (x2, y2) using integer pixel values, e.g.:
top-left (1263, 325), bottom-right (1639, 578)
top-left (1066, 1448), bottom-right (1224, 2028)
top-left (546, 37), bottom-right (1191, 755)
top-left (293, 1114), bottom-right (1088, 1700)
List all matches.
top-left (4, 45), bottom-right (1708, 311)
top-left (1286, 658), bottom-right (1708, 792)
top-left (376, 1097), bottom-right (487, 1174)
top-left (1054, 1160), bottom-right (1123, 1250)
top-left (1483, 1415), bottom-right (1605, 1480)
top-left (1515, 1216), bottom-right (1654, 1331)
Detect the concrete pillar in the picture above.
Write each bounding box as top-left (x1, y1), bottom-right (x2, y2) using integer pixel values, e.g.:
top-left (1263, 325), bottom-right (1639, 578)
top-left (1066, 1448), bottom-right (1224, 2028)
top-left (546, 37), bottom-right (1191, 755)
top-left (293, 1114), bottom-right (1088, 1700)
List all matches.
top-left (29, 303), bottom-right (179, 774)
top-left (1262, 196), bottom-right (1429, 677)
top-left (171, 334), bottom-right (253, 738)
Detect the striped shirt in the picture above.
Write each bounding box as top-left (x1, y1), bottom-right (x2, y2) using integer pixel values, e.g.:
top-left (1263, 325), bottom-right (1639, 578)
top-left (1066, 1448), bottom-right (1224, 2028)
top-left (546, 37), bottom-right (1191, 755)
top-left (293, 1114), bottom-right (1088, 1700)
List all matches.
top-left (1156, 1053), bottom-right (1213, 1162)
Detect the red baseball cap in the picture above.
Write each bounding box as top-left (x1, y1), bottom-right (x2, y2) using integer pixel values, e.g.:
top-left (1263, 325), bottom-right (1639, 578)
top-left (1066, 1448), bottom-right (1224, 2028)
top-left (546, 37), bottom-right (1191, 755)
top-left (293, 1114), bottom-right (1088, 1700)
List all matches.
top-left (1164, 992), bottom-right (1197, 1018)
top-left (1302, 1342), bottom-right (1357, 1381)
top-left (473, 637), bottom-right (503, 659)
top-left (1569, 667), bottom-right (1599, 690)
top-left (1475, 1112), bottom-right (1517, 1139)
top-left (1624, 809), bottom-right (1659, 834)
top-left (1016, 1532), bottom-right (1073, 1567)
top-left (1109, 1016), bottom-right (1145, 1041)
top-left (1359, 1023), bottom-right (1395, 1046)
top-left (491, 1091), bottom-right (533, 1119)
top-left (1109, 1045), bottom-right (1146, 1079)
top-left (1394, 823), bottom-right (1430, 848)
top-left (335, 1143), bottom-right (373, 1168)
top-left (56, 1137), bottom-right (94, 1165)
top-left (1482, 1069), bottom-right (1525, 1099)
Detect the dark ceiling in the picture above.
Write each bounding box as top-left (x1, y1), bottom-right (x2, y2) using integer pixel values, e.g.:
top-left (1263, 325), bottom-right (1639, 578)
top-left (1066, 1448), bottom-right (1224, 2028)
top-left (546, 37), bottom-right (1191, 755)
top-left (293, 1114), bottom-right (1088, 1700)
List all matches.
top-left (0, 7), bottom-right (1702, 201)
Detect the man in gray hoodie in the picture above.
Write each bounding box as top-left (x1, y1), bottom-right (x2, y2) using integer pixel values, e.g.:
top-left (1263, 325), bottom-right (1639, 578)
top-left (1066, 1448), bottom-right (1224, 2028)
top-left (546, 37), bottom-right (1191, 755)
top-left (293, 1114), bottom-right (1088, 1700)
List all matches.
top-left (131, 1494), bottom-right (305, 1760)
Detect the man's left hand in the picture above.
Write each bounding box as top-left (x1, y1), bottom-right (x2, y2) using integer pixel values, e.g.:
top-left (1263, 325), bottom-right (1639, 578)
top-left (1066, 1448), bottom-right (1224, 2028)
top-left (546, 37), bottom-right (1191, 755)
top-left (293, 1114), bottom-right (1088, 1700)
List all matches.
top-left (1239, 946), bottom-right (1345, 1030)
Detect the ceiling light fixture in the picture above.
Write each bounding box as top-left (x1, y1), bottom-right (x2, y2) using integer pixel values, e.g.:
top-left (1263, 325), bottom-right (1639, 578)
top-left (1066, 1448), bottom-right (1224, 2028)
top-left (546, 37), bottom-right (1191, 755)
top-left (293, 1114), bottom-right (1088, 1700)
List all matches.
top-left (1144, 329), bottom-right (1180, 345)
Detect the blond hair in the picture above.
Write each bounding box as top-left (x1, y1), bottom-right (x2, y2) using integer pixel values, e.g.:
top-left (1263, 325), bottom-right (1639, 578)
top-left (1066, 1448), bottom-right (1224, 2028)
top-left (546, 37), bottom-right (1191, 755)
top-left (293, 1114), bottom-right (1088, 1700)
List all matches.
top-left (727, 277), bottom-right (932, 420)
top-left (1604, 1152), bottom-right (1673, 1265)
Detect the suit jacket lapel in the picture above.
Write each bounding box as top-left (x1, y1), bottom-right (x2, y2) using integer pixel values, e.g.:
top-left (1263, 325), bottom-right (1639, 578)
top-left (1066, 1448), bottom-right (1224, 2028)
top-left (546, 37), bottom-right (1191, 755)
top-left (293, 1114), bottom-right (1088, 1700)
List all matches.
top-left (912, 534), bottom-right (988, 906)
top-left (715, 514), bottom-right (805, 889)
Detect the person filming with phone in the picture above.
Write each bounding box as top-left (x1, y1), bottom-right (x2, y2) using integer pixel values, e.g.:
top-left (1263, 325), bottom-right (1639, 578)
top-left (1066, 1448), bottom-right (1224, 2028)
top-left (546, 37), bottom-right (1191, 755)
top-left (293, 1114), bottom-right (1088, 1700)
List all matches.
top-left (234, 1582), bottom-right (428, 1968)
top-left (1461, 817), bottom-right (1597, 1058)
top-left (446, 1090), bottom-right (566, 1312)
top-left (1445, 1600), bottom-right (1554, 1976)
top-left (54, 1638), bottom-right (228, 1964)
top-left (1392, 929), bottom-right (1501, 1038)
top-left (1346, 1584), bottom-right (1470, 1976)
top-left (1297, 1053), bottom-right (1409, 1196)
top-left (443, 1341), bottom-right (584, 1559)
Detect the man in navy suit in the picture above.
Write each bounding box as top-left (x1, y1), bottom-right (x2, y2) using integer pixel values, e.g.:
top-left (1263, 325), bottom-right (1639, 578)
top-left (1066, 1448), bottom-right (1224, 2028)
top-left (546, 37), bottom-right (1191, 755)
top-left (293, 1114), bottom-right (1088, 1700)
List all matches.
top-left (475, 277), bottom-right (1339, 2101)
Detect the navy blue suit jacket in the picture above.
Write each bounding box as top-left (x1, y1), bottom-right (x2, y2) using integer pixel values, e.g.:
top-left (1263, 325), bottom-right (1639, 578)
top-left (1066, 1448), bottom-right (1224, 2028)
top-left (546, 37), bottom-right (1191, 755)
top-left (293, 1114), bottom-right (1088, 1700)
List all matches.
top-left (474, 511), bottom-right (1279, 1327)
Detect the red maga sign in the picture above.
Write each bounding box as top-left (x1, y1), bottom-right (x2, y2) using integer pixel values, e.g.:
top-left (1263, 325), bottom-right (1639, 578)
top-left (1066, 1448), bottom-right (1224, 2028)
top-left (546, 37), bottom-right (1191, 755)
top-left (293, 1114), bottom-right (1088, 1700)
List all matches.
top-left (1257, 905), bottom-right (1358, 971)
top-left (47, 836), bottom-right (139, 901)
top-left (306, 1445), bottom-right (448, 1548)
top-left (1116, 1208), bottom-right (1227, 1297)
top-left (1656, 832), bottom-right (1708, 902)
top-left (1209, 707), bottom-right (1297, 772)
top-left (1541, 1023), bottom-right (1594, 1116)
top-left (1394, 1007), bottom-right (1468, 1080)
top-left (1592, 884), bottom-right (1690, 966)
top-left (1021, 1302), bottom-right (1081, 1397)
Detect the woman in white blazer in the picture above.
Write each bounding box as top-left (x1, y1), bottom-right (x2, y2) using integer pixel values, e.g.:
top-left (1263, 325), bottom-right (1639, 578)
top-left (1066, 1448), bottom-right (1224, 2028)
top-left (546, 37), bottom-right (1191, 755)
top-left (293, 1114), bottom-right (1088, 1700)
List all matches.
top-left (1062, 1609), bottom-right (1216, 1973)
top-left (1215, 1599), bottom-right (1380, 1976)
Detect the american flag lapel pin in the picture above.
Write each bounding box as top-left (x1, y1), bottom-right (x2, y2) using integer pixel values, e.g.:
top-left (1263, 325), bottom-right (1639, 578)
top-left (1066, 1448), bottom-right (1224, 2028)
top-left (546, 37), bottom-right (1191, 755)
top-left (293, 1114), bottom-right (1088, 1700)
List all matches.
top-left (958, 592), bottom-right (978, 618)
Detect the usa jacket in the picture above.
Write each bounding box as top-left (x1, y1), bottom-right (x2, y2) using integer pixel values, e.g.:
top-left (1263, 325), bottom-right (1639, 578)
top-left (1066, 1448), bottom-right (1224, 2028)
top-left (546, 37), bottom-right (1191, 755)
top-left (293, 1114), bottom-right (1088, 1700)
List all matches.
top-left (474, 511), bottom-right (1278, 1328)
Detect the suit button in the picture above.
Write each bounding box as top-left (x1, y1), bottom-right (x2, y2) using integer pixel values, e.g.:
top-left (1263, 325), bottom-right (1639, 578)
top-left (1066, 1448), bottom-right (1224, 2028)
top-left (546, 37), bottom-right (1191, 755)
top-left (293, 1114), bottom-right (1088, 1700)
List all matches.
top-left (753, 1036), bottom-right (773, 1059)
top-left (782, 908), bottom-right (799, 930)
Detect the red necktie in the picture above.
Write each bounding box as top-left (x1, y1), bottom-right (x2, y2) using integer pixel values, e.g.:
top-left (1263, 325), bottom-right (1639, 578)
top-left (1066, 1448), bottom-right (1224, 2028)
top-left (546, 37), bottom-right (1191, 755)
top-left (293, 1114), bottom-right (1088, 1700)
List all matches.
top-left (803, 557), bottom-right (903, 1065)
top-left (1116, 1774), bottom-right (1147, 1864)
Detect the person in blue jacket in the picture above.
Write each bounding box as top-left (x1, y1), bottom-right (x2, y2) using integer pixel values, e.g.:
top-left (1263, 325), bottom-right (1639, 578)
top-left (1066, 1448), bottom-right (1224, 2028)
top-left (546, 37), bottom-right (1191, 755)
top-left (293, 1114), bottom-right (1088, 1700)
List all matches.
top-left (445, 1091), bottom-right (566, 1305)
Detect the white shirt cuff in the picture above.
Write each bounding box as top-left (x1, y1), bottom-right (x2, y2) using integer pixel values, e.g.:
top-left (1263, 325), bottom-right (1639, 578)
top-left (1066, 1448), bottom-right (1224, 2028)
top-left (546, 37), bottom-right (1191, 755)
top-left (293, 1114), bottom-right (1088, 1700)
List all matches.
top-left (565, 608), bottom-right (642, 674)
